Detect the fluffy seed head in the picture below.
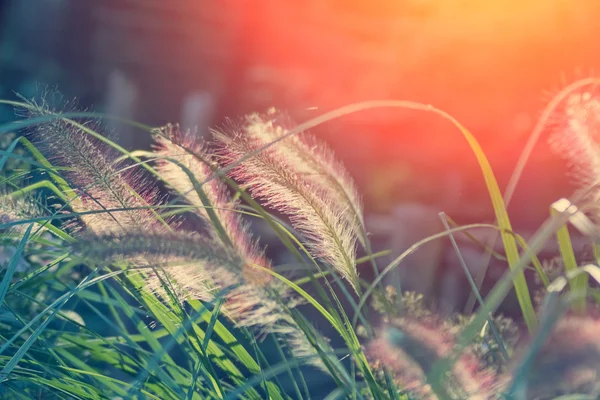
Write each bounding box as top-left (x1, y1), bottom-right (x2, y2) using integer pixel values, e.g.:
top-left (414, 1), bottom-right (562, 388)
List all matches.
top-left (243, 110), bottom-right (365, 242)
top-left (152, 124), bottom-right (271, 285)
top-left (19, 93), bottom-right (165, 234)
top-left (548, 87), bottom-right (600, 210)
top-left (213, 112), bottom-right (361, 292)
top-left (366, 318), bottom-right (501, 399)
top-left (0, 194), bottom-right (44, 233)
top-left (76, 230), bottom-right (327, 371)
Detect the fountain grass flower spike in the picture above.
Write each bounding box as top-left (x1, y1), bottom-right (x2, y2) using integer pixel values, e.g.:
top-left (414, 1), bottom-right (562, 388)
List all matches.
top-left (147, 124), bottom-right (330, 370)
top-left (548, 87), bottom-right (600, 210)
top-left (18, 91), bottom-right (166, 235)
top-left (366, 315), bottom-right (502, 400)
top-left (212, 110), bottom-right (363, 293)
top-left (19, 91), bottom-right (329, 371)
top-left (152, 124), bottom-right (271, 286)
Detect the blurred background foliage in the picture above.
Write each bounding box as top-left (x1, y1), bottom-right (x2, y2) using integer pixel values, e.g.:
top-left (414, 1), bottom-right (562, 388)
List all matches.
top-left (1, 0), bottom-right (599, 226)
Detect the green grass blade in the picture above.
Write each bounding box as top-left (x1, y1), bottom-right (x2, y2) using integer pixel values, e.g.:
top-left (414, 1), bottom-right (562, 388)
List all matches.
top-left (551, 206), bottom-right (587, 312)
top-left (0, 136), bottom-right (22, 173)
top-left (7, 180), bottom-right (71, 203)
top-left (438, 213), bottom-right (508, 361)
top-left (0, 224), bottom-right (33, 306)
top-left (427, 209), bottom-right (573, 394)
top-left (17, 137), bottom-right (76, 202)
top-left (252, 265), bottom-right (382, 399)
top-left (125, 303), bottom-right (223, 400)
top-left (0, 269), bottom-right (127, 356)
top-left (466, 77), bottom-right (600, 315)
top-left (0, 269), bottom-right (99, 381)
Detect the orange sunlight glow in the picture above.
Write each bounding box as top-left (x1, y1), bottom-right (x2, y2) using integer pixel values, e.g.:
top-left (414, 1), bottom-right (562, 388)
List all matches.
top-left (230, 1), bottom-right (600, 215)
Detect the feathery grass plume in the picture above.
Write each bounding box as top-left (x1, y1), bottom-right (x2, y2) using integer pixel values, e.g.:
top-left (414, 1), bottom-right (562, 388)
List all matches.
top-left (506, 314), bottom-right (600, 398)
top-left (0, 193), bottom-right (39, 273)
top-left (17, 90), bottom-right (165, 234)
top-left (367, 330), bottom-right (436, 399)
top-left (242, 109), bottom-right (365, 245)
top-left (548, 86), bottom-right (600, 211)
top-left (213, 113), bottom-right (361, 292)
top-left (0, 192), bottom-right (44, 233)
top-left (76, 230), bottom-right (328, 370)
top-left (151, 124), bottom-right (271, 285)
top-left (366, 315), bottom-right (501, 399)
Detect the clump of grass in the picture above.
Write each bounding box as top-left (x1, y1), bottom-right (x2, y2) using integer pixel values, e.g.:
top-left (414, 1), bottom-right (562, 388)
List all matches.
top-left (3, 79), bottom-right (600, 399)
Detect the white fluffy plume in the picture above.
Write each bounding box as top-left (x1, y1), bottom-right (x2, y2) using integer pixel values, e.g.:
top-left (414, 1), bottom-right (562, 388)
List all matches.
top-left (213, 112), bottom-right (362, 292)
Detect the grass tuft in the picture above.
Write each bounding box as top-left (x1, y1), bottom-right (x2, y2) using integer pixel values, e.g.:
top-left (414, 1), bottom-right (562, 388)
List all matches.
top-left (2, 82), bottom-right (600, 399)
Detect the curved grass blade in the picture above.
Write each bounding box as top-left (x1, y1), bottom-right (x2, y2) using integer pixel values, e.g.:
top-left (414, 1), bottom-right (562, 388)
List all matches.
top-left (251, 265), bottom-right (382, 399)
top-left (209, 100), bottom-right (536, 331)
top-left (551, 199), bottom-right (588, 312)
top-left (466, 77), bottom-right (600, 313)
top-left (438, 213), bottom-right (508, 361)
top-left (357, 223), bottom-right (501, 325)
top-left (0, 224), bottom-right (33, 307)
top-left (0, 268), bottom-right (100, 382)
top-left (0, 136), bottom-right (21, 173)
top-left (505, 286), bottom-right (567, 397)
top-left (7, 180), bottom-right (71, 204)
top-left (426, 208), bottom-right (575, 396)
top-left (17, 137), bottom-right (76, 201)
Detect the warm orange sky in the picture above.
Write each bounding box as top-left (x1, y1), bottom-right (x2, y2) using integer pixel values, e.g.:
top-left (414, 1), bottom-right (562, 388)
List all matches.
top-left (74, 1), bottom-right (600, 222)
top-left (234, 1), bottom-right (600, 220)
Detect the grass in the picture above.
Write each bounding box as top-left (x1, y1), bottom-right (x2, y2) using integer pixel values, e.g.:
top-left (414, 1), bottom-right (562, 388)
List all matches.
top-left (0, 81), bottom-right (600, 399)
